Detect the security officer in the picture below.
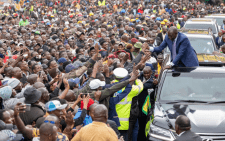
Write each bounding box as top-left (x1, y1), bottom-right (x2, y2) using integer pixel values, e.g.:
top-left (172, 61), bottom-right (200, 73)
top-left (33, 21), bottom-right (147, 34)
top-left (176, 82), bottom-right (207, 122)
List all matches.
top-left (112, 68), bottom-right (143, 141)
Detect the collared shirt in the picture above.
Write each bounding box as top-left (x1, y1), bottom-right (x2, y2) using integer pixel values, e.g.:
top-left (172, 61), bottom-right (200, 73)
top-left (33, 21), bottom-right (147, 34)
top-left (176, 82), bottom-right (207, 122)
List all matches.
top-left (162, 33), bottom-right (166, 40)
top-left (179, 131), bottom-right (186, 136)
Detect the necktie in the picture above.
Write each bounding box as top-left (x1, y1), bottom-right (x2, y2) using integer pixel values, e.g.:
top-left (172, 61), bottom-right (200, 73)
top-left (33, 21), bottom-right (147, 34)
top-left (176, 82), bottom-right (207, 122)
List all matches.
top-left (172, 40), bottom-right (176, 61)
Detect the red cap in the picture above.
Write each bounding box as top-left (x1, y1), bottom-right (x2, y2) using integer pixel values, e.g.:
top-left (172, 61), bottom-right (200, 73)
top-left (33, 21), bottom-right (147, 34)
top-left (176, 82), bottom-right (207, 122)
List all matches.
top-left (108, 54), bottom-right (116, 59)
top-left (26, 17), bottom-right (29, 19)
top-left (181, 15), bottom-right (186, 18)
top-left (131, 38), bottom-right (138, 43)
top-left (70, 15), bottom-right (73, 18)
top-left (80, 98), bottom-right (94, 110)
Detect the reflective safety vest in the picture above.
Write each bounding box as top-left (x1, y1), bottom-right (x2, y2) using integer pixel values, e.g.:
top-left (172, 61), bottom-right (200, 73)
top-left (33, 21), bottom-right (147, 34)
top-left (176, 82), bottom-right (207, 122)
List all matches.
top-left (177, 23), bottom-right (181, 29)
top-left (98, 0), bottom-right (105, 6)
top-left (113, 79), bottom-right (143, 130)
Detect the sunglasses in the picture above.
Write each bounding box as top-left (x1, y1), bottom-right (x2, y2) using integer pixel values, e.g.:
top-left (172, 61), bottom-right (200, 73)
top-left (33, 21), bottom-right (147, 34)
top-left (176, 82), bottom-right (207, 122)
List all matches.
top-left (44, 120), bottom-right (55, 124)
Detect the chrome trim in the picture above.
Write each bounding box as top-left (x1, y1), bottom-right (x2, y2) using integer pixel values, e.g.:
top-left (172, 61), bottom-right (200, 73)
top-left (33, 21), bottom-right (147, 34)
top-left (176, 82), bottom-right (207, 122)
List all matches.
top-left (149, 133), bottom-right (174, 141)
top-left (197, 133), bottom-right (225, 136)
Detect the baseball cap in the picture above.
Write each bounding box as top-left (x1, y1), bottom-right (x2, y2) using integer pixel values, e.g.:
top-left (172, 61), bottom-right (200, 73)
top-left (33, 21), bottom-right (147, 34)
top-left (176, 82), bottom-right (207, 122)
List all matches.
top-left (24, 87), bottom-right (42, 104)
top-left (42, 64), bottom-right (48, 69)
top-left (7, 78), bottom-right (20, 89)
top-left (0, 130), bottom-right (16, 141)
top-left (89, 79), bottom-right (106, 90)
top-left (45, 100), bottom-right (68, 112)
top-left (57, 57), bottom-right (67, 64)
top-left (134, 42), bottom-right (142, 48)
top-left (68, 78), bottom-right (80, 84)
top-left (113, 68), bottom-right (128, 79)
top-left (73, 61), bottom-right (84, 69)
top-left (65, 64), bottom-right (76, 73)
top-left (131, 38), bottom-right (138, 43)
top-left (10, 41), bottom-right (16, 45)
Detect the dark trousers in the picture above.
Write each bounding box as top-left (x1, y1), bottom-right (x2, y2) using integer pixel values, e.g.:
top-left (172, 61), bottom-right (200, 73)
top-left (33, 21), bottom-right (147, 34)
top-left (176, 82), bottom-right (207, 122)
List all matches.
top-left (137, 116), bottom-right (148, 141)
top-left (119, 130), bottom-right (128, 141)
top-left (127, 117), bottom-right (138, 141)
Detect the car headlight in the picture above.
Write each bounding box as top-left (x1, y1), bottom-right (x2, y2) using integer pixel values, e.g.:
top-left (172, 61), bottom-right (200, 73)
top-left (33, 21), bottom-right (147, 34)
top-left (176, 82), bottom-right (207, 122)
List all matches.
top-left (149, 124), bottom-right (175, 141)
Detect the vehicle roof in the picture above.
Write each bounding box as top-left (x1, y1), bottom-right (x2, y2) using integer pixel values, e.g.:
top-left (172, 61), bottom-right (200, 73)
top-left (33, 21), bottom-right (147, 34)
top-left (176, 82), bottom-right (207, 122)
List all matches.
top-left (186, 18), bottom-right (216, 24)
top-left (184, 33), bottom-right (213, 38)
top-left (205, 14), bottom-right (225, 17)
top-left (166, 66), bottom-right (225, 73)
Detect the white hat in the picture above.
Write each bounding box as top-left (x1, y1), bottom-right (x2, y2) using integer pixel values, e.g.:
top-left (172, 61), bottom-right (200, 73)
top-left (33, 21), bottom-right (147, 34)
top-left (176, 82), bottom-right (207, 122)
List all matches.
top-left (7, 78), bottom-right (20, 88)
top-left (18, 43), bottom-right (24, 46)
top-left (113, 68), bottom-right (128, 79)
top-left (89, 79), bottom-right (106, 89)
top-left (45, 100), bottom-right (68, 112)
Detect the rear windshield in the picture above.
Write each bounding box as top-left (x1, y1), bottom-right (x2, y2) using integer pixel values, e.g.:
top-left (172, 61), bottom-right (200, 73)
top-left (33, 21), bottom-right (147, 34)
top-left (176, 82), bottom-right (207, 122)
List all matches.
top-left (184, 24), bottom-right (217, 34)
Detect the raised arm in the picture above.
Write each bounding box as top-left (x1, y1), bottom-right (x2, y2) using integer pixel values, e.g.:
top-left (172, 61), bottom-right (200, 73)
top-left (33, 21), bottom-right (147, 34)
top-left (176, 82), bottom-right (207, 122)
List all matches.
top-left (14, 103), bottom-right (33, 139)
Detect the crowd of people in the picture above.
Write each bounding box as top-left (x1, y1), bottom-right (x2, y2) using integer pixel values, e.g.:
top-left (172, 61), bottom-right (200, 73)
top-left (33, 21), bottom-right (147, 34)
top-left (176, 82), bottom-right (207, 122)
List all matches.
top-left (0, 0), bottom-right (223, 140)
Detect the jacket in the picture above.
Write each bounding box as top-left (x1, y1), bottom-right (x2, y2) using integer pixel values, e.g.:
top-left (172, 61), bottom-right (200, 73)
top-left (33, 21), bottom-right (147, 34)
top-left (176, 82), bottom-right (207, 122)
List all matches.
top-left (115, 79), bottom-right (143, 130)
top-left (174, 130), bottom-right (202, 141)
top-left (138, 72), bottom-right (155, 117)
top-left (153, 32), bottom-right (199, 67)
top-left (108, 84), bottom-right (132, 127)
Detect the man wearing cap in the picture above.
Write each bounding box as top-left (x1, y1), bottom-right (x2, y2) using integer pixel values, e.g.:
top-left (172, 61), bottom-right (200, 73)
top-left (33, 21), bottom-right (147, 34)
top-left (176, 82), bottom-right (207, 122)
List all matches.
top-left (108, 68), bottom-right (132, 127)
top-left (132, 42), bottom-right (142, 59)
top-left (150, 27), bottom-right (199, 68)
top-left (111, 68), bottom-right (143, 141)
top-left (19, 87), bottom-right (45, 125)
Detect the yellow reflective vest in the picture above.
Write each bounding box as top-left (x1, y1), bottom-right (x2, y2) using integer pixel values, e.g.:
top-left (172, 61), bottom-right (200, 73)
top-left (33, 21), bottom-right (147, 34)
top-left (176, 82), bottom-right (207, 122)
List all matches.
top-left (98, 0), bottom-right (105, 6)
top-left (113, 79), bottom-right (143, 130)
top-left (177, 23), bottom-right (181, 29)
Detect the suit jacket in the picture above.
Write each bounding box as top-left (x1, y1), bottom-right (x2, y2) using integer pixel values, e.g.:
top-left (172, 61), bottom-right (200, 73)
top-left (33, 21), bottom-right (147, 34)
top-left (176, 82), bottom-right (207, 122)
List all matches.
top-left (180, 21), bottom-right (185, 28)
top-left (153, 32), bottom-right (199, 67)
top-left (174, 130), bottom-right (202, 141)
top-left (216, 36), bottom-right (220, 46)
top-left (138, 72), bottom-right (155, 117)
top-left (218, 40), bottom-right (225, 49)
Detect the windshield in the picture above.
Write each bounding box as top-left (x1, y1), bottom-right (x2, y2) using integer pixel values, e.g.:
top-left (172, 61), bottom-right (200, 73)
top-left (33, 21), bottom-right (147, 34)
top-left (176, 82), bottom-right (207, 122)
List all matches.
top-left (214, 18), bottom-right (223, 25)
top-left (188, 37), bottom-right (215, 54)
top-left (165, 37), bottom-right (215, 53)
top-left (205, 17), bottom-right (224, 25)
top-left (160, 73), bottom-right (225, 102)
top-left (184, 24), bottom-right (217, 34)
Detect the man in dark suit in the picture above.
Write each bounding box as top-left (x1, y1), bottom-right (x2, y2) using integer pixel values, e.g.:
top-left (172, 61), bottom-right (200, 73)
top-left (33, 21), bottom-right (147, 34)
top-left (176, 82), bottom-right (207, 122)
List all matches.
top-left (157, 26), bottom-right (168, 45)
top-left (137, 66), bottom-right (157, 141)
top-left (150, 27), bottom-right (199, 68)
top-left (174, 115), bottom-right (202, 141)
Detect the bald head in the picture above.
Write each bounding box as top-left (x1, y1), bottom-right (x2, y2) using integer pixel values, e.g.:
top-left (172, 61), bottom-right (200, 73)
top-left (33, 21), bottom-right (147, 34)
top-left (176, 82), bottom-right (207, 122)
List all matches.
top-left (143, 66), bottom-right (152, 72)
top-left (27, 74), bottom-right (38, 85)
top-left (39, 123), bottom-right (57, 141)
top-left (168, 26), bottom-right (178, 34)
top-left (168, 26), bottom-right (178, 41)
top-left (93, 104), bottom-right (108, 123)
top-left (64, 90), bottom-right (76, 102)
top-left (33, 82), bottom-right (45, 89)
top-left (175, 115), bottom-right (191, 131)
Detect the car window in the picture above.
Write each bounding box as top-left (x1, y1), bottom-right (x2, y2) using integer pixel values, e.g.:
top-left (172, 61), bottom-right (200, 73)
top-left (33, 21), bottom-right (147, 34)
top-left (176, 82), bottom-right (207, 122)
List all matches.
top-left (164, 37), bottom-right (215, 54)
top-left (188, 37), bottom-right (215, 54)
top-left (160, 73), bottom-right (225, 102)
top-left (184, 24), bottom-right (217, 34)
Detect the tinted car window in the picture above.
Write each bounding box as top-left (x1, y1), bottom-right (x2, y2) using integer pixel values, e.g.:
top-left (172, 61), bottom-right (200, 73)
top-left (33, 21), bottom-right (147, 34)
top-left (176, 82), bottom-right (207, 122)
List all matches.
top-left (160, 73), bottom-right (225, 102)
top-left (184, 24), bottom-right (217, 34)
